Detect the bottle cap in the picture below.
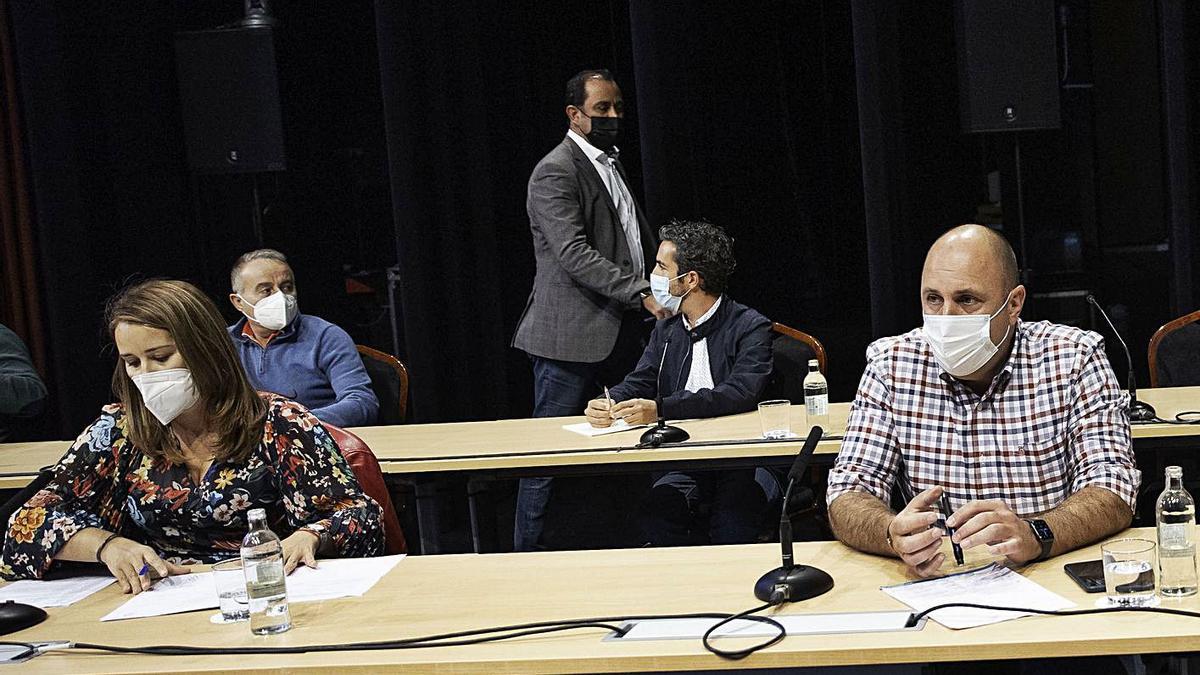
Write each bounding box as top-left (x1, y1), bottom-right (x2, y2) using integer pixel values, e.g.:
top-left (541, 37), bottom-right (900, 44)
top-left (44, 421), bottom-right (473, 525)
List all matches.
top-left (808, 359), bottom-right (819, 368)
top-left (247, 507), bottom-right (267, 521)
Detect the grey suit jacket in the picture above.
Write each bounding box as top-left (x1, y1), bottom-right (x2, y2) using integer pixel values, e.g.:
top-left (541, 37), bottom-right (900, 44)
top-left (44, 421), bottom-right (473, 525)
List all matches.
top-left (512, 136), bottom-right (656, 363)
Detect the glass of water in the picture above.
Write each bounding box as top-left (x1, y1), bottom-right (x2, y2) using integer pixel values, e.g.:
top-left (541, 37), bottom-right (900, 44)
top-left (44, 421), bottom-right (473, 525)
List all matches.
top-left (758, 400), bottom-right (792, 439)
top-left (1101, 538), bottom-right (1157, 607)
top-left (212, 558), bottom-right (250, 622)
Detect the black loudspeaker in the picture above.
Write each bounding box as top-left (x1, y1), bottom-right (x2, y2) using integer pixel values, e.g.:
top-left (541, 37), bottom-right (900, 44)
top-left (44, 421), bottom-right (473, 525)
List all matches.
top-left (175, 26), bottom-right (286, 173)
top-left (955, 0), bottom-right (1061, 133)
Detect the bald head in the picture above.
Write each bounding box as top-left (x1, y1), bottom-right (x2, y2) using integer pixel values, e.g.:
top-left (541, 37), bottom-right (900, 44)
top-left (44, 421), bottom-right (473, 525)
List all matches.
top-left (920, 224), bottom-right (1026, 384)
top-left (924, 224), bottom-right (1019, 295)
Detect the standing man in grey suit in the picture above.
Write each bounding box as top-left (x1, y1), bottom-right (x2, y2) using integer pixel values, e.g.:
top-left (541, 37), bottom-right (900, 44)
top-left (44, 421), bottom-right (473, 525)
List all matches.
top-left (512, 69), bottom-right (671, 551)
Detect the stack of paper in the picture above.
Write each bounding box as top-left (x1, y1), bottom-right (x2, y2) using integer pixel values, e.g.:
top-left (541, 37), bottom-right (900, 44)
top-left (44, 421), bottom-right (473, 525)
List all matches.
top-left (0, 576), bottom-right (113, 608)
top-left (100, 574), bottom-right (218, 621)
top-left (100, 554), bottom-right (405, 622)
top-left (880, 562), bottom-right (1074, 629)
top-left (562, 419), bottom-right (646, 437)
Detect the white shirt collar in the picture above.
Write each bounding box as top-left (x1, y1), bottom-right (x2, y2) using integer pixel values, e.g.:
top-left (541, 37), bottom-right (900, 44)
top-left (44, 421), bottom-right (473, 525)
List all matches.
top-left (683, 295), bottom-right (723, 331)
top-left (566, 129), bottom-right (618, 163)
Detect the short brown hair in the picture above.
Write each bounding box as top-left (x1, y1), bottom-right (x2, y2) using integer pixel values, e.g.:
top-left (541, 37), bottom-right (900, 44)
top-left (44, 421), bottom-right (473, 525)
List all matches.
top-left (230, 248), bottom-right (289, 294)
top-left (106, 279), bottom-right (265, 464)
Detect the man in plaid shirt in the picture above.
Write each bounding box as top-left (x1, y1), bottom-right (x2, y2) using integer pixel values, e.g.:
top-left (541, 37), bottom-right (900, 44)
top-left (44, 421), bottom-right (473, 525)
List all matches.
top-left (827, 225), bottom-right (1140, 577)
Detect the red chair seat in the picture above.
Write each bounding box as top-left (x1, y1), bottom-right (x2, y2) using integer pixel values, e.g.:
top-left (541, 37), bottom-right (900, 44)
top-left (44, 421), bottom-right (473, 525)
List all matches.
top-left (325, 424), bottom-right (407, 555)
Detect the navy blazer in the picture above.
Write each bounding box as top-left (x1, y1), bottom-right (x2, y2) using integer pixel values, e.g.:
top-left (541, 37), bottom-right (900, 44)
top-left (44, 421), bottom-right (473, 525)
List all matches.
top-left (608, 297), bottom-right (773, 420)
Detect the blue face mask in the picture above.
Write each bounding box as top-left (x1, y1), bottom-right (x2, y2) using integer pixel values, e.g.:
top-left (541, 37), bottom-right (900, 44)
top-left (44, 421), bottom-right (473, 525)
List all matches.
top-left (649, 272), bottom-right (690, 315)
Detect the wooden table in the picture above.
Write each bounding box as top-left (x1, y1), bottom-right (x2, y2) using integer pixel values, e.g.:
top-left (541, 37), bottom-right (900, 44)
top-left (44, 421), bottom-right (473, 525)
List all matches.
top-left (356, 386), bottom-right (1200, 553)
top-left (6, 387), bottom-right (1200, 554)
top-left (9, 527), bottom-right (1199, 673)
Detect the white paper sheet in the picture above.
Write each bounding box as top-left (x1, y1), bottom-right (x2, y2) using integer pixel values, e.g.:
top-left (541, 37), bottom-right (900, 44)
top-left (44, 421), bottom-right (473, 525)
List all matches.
top-left (614, 611), bottom-right (920, 641)
top-left (100, 554), bottom-right (406, 622)
top-left (0, 576), bottom-right (113, 608)
top-left (562, 419), bottom-right (647, 437)
top-left (100, 572), bottom-right (218, 621)
top-left (880, 562), bottom-right (1074, 629)
top-left (284, 555), bottom-right (405, 602)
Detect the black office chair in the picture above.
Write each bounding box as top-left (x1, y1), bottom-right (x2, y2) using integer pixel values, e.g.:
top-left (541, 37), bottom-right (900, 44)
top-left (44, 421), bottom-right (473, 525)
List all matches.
top-left (355, 345), bottom-right (410, 426)
top-left (764, 322), bottom-right (827, 404)
top-left (1148, 309), bottom-right (1200, 388)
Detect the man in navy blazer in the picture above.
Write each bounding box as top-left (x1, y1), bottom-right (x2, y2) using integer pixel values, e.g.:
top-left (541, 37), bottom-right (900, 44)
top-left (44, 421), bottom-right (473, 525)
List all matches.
top-left (586, 219), bottom-right (778, 546)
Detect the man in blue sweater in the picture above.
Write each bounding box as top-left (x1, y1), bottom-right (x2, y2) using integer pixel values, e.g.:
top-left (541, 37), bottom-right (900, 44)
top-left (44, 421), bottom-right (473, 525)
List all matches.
top-left (585, 220), bottom-right (777, 546)
top-left (226, 249), bottom-right (378, 428)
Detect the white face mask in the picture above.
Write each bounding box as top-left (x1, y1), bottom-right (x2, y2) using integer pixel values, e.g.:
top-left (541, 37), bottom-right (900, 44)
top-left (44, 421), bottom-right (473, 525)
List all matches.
top-left (238, 289), bottom-right (298, 331)
top-left (649, 272), bottom-right (690, 315)
top-left (922, 293), bottom-right (1014, 378)
top-left (131, 368), bottom-right (199, 426)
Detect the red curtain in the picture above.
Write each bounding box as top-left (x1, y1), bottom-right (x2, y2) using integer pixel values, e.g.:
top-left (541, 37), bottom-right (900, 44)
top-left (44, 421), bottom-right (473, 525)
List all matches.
top-left (0, 0), bottom-right (45, 374)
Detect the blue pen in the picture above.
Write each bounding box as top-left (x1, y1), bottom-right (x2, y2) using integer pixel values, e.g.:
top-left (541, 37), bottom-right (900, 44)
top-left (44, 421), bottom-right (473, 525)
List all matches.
top-left (137, 563), bottom-right (163, 581)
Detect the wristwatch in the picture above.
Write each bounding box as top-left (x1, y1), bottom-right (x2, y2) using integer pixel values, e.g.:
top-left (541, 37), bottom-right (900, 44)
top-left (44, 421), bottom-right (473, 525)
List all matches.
top-left (301, 523), bottom-right (331, 552)
top-left (1025, 518), bottom-right (1054, 562)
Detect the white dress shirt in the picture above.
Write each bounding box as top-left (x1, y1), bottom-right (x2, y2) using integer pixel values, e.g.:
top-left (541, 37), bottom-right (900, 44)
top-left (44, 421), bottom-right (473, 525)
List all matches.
top-left (682, 296), bottom-right (723, 393)
top-left (566, 129), bottom-right (644, 278)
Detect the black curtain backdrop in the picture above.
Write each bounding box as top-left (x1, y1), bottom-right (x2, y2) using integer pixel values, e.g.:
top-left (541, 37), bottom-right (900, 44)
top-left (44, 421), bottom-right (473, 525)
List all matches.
top-left (9, 3), bottom-right (200, 438)
top-left (629, 0), bottom-right (870, 398)
top-left (9, 1), bottom-right (394, 437)
top-left (8, 0), bottom-right (1199, 433)
top-left (376, 0), bottom-right (873, 419)
top-left (374, 0), bottom-right (638, 422)
top-left (851, 0), bottom-right (981, 339)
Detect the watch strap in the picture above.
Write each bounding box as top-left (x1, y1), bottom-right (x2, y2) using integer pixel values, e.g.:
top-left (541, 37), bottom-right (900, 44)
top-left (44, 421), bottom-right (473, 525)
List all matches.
top-left (1025, 519), bottom-right (1054, 562)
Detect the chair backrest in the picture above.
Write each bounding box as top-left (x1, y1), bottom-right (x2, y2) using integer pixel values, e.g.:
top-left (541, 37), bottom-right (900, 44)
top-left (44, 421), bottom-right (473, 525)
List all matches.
top-left (1148, 309), bottom-right (1200, 388)
top-left (324, 424), bottom-right (407, 555)
top-left (355, 345), bottom-right (409, 425)
top-left (765, 322), bottom-right (827, 405)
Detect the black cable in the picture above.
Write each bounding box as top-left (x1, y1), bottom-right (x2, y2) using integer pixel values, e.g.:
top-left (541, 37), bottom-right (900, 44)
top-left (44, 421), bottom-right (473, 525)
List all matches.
top-left (66, 606), bottom-right (786, 660)
top-left (77, 622), bottom-right (631, 655)
top-left (701, 602), bottom-right (785, 660)
top-left (904, 601), bottom-right (1200, 628)
top-left (1138, 411), bottom-right (1200, 425)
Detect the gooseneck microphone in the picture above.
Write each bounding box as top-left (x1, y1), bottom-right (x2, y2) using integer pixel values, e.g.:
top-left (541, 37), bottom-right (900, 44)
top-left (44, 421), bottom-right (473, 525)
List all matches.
top-left (1085, 295), bottom-right (1157, 423)
top-left (754, 426), bottom-right (834, 604)
top-left (638, 337), bottom-right (691, 448)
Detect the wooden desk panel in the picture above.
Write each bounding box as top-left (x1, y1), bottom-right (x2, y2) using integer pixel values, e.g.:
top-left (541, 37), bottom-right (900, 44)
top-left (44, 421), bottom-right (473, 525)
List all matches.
top-left (4, 387), bottom-right (1199, 484)
top-left (0, 440), bottom-right (70, 489)
top-left (361, 385), bottom-right (1200, 474)
top-left (11, 527), bottom-right (1200, 673)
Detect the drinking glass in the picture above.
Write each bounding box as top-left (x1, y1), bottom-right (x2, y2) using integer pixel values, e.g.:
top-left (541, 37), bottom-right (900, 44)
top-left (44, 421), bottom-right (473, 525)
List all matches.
top-left (1101, 538), bottom-right (1157, 607)
top-left (758, 400), bottom-right (791, 439)
top-left (212, 558), bottom-right (250, 622)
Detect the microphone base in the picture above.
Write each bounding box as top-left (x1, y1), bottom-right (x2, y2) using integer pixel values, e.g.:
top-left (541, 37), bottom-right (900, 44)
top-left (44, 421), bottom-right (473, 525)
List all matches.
top-left (1130, 400), bottom-right (1158, 423)
top-left (638, 423), bottom-right (690, 448)
top-left (754, 565), bottom-right (834, 603)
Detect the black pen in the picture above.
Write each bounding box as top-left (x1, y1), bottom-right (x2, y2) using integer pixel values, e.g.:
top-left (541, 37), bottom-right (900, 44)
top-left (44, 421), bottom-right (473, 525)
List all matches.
top-left (940, 493), bottom-right (965, 566)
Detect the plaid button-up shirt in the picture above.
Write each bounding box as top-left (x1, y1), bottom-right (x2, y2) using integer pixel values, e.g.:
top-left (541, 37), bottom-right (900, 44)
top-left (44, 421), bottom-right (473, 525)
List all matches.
top-left (827, 320), bottom-right (1139, 516)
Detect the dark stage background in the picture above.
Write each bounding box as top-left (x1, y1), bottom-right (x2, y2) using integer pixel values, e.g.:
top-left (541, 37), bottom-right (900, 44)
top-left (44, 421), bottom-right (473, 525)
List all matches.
top-left (2, 0), bottom-right (1197, 441)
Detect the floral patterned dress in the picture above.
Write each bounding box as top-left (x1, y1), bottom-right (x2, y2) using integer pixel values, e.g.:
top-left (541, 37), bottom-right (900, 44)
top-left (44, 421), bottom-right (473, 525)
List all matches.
top-left (1, 394), bottom-right (383, 580)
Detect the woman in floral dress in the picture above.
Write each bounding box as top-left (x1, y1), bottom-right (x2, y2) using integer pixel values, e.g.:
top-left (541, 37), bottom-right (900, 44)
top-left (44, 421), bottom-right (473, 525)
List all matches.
top-left (1, 280), bottom-right (383, 593)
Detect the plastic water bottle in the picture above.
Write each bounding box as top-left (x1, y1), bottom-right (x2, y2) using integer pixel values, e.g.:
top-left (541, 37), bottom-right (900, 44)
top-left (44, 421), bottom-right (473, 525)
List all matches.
top-left (241, 508), bottom-right (293, 634)
top-left (1157, 466), bottom-right (1198, 597)
top-left (802, 359), bottom-right (829, 434)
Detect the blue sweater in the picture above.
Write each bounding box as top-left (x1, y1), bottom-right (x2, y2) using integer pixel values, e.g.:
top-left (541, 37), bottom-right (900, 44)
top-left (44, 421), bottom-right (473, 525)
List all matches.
top-left (228, 314), bottom-right (378, 428)
top-left (608, 297), bottom-right (773, 420)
